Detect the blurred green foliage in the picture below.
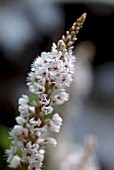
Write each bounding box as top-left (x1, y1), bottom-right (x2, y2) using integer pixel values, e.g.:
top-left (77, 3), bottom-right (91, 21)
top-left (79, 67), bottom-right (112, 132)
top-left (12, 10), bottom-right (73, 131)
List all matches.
top-left (0, 125), bottom-right (9, 149)
top-left (0, 125), bottom-right (9, 169)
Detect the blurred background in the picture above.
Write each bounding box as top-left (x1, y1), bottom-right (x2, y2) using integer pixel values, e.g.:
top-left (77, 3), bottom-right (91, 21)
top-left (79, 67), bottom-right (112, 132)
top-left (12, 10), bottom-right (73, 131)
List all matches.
top-left (0, 0), bottom-right (114, 170)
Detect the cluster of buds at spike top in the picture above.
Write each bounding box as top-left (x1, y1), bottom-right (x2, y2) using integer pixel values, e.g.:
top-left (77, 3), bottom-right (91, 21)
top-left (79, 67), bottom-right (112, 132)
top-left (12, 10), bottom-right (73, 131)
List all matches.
top-left (5, 13), bottom-right (86, 170)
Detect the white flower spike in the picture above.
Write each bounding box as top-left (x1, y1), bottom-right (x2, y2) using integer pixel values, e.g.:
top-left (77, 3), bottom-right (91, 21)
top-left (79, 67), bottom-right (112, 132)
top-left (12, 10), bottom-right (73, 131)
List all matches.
top-left (5, 13), bottom-right (86, 170)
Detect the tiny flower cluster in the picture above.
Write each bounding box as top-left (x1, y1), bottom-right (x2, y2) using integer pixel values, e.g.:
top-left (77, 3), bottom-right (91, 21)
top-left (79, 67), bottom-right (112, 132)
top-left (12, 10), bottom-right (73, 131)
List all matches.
top-left (6, 95), bottom-right (63, 170)
top-left (27, 46), bottom-right (75, 96)
top-left (5, 13), bottom-right (86, 170)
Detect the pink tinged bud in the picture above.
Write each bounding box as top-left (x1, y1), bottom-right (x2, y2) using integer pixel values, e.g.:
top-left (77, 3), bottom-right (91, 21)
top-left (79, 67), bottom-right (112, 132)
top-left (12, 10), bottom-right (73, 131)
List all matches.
top-left (8, 155), bottom-right (21, 168)
top-left (41, 105), bottom-right (53, 115)
top-left (13, 125), bottom-right (28, 137)
top-left (45, 137), bottom-right (57, 147)
top-left (47, 120), bottom-right (60, 133)
top-left (52, 113), bottom-right (63, 126)
top-left (58, 92), bottom-right (69, 101)
top-left (52, 92), bottom-right (69, 105)
top-left (37, 137), bottom-right (57, 147)
top-left (16, 116), bottom-right (26, 125)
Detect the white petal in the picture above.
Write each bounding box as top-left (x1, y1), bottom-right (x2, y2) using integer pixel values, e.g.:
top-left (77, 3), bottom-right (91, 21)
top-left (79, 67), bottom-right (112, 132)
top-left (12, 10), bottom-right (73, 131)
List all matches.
top-left (8, 155), bottom-right (20, 168)
top-left (52, 113), bottom-right (63, 126)
top-left (16, 116), bottom-right (26, 125)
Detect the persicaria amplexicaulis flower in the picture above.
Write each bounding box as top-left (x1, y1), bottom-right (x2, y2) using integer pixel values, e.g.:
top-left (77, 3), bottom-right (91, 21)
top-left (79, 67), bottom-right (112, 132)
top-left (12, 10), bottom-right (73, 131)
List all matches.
top-left (5, 13), bottom-right (86, 170)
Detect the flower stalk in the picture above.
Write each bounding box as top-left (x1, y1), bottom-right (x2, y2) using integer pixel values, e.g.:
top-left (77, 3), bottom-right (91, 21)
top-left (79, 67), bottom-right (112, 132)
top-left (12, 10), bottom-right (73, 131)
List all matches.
top-left (5, 13), bottom-right (86, 170)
